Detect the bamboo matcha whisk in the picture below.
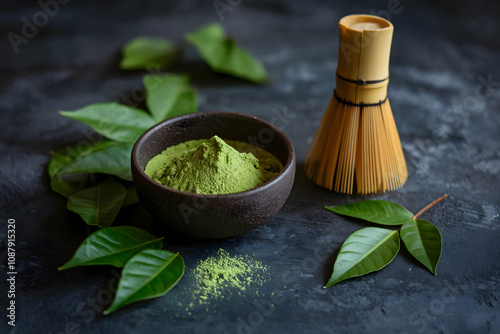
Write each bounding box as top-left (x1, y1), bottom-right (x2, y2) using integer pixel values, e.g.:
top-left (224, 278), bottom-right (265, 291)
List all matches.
top-left (305, 14), bottom-right (407, 194)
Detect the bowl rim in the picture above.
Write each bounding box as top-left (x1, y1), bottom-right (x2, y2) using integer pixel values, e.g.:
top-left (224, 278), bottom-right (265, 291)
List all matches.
top-left (131, 111), bottom-right (296, 199)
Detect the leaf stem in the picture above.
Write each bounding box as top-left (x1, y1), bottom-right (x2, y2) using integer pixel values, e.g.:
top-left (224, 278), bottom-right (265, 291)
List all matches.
top-left (412, 194), bottom-right (448, 220)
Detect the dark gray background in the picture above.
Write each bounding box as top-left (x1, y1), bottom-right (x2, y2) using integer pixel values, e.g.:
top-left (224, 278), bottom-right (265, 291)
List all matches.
top-left (1, 0), bottom-right (499, 333)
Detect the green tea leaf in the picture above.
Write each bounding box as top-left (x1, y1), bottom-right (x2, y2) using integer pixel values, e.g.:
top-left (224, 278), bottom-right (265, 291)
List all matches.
top-left (325, 227), bottom-right (400, 287)
top-left (122, 185), bottom-right (139, 207)
top-left (60, 103), bottom-right (155, 143)
top-left (48, 151), bottom-right (89, 197)
top-left (185, 23), bottom-right (267, 83)
top-left (48, 151), bottom-right (74, 178)
top-left (67, 178), bottom-right (127, 227)
top-left (325, 200), bottom-right (414, 225)
top-left (49, 173), bottom-right (89, 198)
top-left (59, 226), bottom-right (163, 270)
top-left (400, 219), bottom-right (442, 275)
top-left (168, 89), bottom-right (197, 118)
top-left (120, 36), bottom-right (181, 70)
top-left (62, 140), bottom-right (134, 181)
top-left (104, 249), bottom-right (184, 315)
top-left (144, 74), bottom-right (197, 122)
top-left (222, 39), bottom-right (267, 82)
top-left (50, 141), bottom-right (108, 169)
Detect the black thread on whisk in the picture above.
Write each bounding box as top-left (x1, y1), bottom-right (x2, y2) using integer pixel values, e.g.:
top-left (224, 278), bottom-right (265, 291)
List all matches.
top-left (333, 90), bottom-right (387, 107)
top-left (336, 72), bottom-right (388, 86)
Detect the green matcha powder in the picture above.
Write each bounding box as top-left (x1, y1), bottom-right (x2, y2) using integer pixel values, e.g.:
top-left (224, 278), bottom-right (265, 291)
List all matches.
top-left (173, 249), bottom-right (269, 316)
top-left (145, 136), bottom-right (283, 194)
top-left (194, 249), bottom-right (268, 303)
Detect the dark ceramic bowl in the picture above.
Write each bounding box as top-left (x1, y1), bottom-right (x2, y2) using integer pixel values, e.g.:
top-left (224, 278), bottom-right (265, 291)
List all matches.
top-left (131, 111), bottom-right (296, 239)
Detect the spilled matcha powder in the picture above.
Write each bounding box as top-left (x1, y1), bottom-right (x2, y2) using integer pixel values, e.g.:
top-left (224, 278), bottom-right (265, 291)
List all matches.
top-left (145, 136), bottom-right (282, 194)
top-left (173, 249), bottom-right (270, 317)
top-left (193, 249), bottom-right (269, 305)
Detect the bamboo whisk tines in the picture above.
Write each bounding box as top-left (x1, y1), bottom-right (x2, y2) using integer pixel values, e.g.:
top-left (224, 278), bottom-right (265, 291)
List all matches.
top-left (304, 14), bottom-right (407, 194)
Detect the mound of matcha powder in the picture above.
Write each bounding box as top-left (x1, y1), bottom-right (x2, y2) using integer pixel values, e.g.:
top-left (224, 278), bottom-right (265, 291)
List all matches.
top-left (144, 135), bottom-right (282, 194)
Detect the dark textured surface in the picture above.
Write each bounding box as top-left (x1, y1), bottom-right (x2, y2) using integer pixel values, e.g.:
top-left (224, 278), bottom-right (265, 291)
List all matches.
top-left (131, 111), bottom-right (295, 238)
top-left (1, 0), bottom-right (499, 333)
